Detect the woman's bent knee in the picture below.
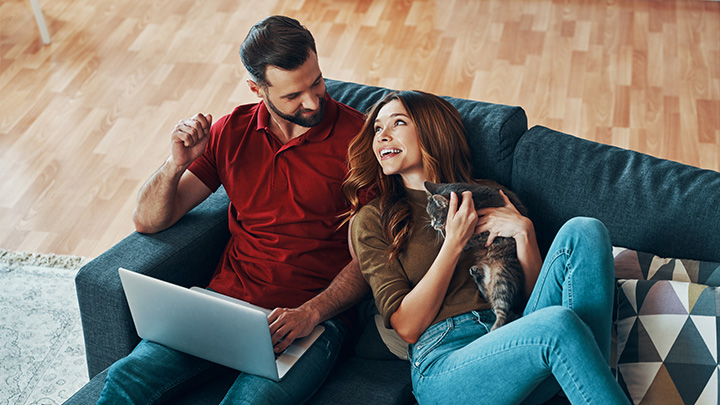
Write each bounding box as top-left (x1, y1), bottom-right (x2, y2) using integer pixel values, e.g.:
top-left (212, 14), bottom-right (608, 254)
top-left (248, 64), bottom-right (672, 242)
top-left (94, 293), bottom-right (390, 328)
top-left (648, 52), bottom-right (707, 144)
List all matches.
top-left (533, 307), bottom-right (593, 341)
top-left (561, 217), bottom-right (609, 241)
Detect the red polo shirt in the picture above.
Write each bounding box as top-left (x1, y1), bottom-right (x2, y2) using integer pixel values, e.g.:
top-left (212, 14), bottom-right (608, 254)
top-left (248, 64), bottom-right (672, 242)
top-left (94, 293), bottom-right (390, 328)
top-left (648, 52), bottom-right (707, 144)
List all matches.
top-left (188, 94), bottom-right (365, 310)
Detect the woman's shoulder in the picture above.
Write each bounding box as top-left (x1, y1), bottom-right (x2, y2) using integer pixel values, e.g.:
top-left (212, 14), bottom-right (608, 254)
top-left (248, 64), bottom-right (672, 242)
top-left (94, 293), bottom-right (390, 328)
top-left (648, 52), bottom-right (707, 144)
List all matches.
top-left (352, 198), bottom-right (382, 234)
top-left (355, 197), bottom-right (381, 219)
top-left (350, 199), bottom-right (384, 248)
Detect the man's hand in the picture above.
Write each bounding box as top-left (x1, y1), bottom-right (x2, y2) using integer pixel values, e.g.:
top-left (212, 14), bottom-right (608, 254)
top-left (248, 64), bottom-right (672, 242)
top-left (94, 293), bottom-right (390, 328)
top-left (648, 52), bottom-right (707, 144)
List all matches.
top-left (170, 113), bottom-right (212, 169)
top-left (265, 255), bottom-right (369, 354)
top-left (267, 304), bottom-right (321, 353)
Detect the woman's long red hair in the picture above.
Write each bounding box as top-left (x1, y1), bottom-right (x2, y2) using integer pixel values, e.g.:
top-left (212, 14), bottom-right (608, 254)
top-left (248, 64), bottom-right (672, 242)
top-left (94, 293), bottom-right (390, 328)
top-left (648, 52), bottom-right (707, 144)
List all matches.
top-left (343, 90), bottom-right (473, 261)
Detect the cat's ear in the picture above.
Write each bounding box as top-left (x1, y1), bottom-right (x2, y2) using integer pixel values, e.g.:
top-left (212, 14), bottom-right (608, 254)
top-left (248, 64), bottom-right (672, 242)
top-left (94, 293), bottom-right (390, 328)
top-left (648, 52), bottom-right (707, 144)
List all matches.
top-left (424, 181), bottom-right (439, 193)
top-left (431, 194), bottom-right (448, 208)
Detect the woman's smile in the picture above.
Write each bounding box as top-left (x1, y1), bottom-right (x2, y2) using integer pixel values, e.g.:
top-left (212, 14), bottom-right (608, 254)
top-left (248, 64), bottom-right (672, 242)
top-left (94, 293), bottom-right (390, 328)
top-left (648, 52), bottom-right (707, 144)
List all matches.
top-left (372, 100), bottom-right (426, 189)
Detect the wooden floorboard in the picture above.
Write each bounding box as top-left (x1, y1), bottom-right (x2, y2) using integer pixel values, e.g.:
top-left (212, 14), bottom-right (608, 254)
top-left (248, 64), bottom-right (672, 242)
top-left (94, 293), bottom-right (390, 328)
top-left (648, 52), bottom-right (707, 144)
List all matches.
top-left (1, 0), bottom-right (718, 257)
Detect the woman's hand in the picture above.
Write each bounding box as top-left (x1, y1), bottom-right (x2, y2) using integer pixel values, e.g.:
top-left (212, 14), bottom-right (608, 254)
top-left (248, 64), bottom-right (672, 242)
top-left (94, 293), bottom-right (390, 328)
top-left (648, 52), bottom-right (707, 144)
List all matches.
top-left (477, 190), bottom-right (542, 298)
top-left (444, 191), bottom-right (479, 248)
top-left (476, 190), bottom-right (531, 246)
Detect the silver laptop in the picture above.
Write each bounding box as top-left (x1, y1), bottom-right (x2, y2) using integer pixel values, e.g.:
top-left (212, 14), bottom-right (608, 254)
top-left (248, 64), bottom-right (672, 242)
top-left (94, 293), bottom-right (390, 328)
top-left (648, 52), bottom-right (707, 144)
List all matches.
top-left (118, 268), bottom-right (324, 381)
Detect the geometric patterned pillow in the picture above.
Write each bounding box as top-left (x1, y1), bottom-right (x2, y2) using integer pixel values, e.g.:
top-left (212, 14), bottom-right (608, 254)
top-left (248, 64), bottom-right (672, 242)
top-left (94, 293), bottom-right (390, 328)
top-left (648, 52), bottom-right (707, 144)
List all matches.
top-left (614, 249), bottom-right (720, 286)
top-left (616, 279), bottom-right (719, 404)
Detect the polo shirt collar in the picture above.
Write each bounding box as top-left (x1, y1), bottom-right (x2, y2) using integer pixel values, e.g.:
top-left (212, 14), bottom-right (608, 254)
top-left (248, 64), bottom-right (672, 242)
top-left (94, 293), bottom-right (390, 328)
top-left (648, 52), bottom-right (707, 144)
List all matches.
top-left (255, 92), bottom-right (337, 143)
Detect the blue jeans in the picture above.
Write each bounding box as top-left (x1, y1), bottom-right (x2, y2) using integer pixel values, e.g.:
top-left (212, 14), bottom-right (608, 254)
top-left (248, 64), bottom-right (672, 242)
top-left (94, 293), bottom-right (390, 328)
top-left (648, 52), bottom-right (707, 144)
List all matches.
top-left (409, 217), bottom-right (629, 404)
top-left (98, 318), bottom-right (346, 404)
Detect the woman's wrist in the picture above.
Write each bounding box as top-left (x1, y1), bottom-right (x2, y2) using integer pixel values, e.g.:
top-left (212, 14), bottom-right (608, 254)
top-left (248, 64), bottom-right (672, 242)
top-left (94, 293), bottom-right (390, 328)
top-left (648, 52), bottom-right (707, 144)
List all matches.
top-left (441, 236), bottom-right (466, 257)
top-left (436, 239), bottom-right (465, 278)
top-left (513, 217), bottom-right (535, 243)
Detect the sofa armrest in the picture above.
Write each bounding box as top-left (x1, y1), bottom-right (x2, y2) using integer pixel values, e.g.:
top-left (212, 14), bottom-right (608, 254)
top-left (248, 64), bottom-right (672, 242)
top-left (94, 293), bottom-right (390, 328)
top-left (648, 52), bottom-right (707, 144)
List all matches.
top-left (512, 126), bottom-right (720, 262)
top-left (75, 188), bottom-right (231, 378)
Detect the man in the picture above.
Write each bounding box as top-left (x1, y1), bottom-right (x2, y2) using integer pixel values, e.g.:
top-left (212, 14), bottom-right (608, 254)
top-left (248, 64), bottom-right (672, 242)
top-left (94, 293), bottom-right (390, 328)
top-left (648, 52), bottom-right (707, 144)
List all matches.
top-left (99, 15), bottom-right (370, 404)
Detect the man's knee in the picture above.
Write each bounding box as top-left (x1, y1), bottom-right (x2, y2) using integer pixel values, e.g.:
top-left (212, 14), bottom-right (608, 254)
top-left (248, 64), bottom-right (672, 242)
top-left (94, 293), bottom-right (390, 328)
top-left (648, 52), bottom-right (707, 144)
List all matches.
top-left (103, 341), bottom-right (178, 391)
top-left (104, 353), bottom-right (145, 389)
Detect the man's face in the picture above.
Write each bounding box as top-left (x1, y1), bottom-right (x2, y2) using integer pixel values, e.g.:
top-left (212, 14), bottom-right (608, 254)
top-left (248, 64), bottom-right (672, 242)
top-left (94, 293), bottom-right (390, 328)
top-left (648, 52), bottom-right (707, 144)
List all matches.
top-left (256, 52), bottom-right (326, 128)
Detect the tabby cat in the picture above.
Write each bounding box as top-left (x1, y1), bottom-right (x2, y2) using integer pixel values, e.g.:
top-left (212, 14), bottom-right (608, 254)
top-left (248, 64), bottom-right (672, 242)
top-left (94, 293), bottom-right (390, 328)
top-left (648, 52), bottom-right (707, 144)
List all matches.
top-left (424, 180), bottom-right (529, 331)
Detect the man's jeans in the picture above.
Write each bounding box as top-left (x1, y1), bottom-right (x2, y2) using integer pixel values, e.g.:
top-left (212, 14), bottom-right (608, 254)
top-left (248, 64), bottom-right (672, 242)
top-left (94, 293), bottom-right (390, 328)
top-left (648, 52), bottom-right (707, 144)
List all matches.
top-left (409, 217), bottom-right (630, 404)
top-left (98, 318), bottom-right (346, 404)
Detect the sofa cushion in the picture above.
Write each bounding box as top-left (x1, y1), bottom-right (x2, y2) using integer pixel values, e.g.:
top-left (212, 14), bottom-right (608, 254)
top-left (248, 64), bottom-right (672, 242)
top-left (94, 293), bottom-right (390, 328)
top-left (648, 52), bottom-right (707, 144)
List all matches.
top-left (308, 358), bottom-right (413, 405)
top-left (325, 78), bottom-right (528, 187)
top-left (616, 279), bottom-right (719, 404)
top-left (511, 125), bottom-right (720, 260)
top-left (615, 249), bottom-right (720, 286)
top-left (66, 358), bottom-right (413, 405)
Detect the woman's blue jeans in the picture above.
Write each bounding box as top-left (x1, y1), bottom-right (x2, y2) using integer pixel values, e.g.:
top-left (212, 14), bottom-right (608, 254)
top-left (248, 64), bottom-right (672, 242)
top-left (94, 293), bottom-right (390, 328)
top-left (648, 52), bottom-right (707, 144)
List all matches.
top-left (409, 217), bottom-right (629, 404)
top-left (98, 318), bottom-right (346, 404)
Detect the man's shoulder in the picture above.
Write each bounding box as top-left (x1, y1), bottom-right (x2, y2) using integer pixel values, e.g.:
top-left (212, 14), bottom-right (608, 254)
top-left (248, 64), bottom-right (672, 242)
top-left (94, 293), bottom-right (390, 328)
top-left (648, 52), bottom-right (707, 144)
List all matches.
top-left (226, 102), bottom-right (261, 122)
top-left (335, 100), bottom-right (365, 120)
top-left (330, 97), bottom-right (365, 125)
top-left (210, 103), bottom-right (261, 137)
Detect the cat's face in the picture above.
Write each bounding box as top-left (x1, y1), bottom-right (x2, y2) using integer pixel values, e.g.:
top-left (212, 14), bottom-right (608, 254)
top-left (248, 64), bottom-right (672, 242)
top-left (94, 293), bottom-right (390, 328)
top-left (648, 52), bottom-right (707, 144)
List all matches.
top-left (426, 194), bottom-right (450, 233)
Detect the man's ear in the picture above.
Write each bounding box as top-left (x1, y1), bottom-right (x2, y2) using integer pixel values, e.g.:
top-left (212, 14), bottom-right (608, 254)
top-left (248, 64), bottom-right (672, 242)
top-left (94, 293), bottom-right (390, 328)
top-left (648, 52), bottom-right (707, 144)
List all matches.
top-left (247, 79), bottom-right (263, 99)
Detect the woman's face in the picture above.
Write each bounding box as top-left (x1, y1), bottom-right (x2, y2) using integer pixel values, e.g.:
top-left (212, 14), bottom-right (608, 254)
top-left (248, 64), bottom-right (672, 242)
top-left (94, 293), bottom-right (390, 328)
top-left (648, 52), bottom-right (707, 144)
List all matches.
top-left (372, 100), bottom-right (426, 189)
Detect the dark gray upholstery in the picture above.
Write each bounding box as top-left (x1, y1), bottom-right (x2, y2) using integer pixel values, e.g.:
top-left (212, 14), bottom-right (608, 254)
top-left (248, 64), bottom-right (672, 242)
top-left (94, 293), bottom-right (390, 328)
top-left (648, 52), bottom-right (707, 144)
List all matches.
top-left (68, 79), bottom-right (528, 404)
top-left (512, 126), bottom-right (720, 262)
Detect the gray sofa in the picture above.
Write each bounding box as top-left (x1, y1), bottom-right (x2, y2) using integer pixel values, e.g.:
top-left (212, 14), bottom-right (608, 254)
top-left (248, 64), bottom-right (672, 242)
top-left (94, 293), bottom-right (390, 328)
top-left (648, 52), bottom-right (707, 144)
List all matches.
top-left (66, 79), bottom-right (720, 404)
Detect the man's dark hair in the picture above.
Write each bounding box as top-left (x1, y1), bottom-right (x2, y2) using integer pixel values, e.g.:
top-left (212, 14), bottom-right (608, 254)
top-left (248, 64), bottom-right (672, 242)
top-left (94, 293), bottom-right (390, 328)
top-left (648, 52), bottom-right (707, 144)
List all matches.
top-left (240, 15), bottom-right (317, 89)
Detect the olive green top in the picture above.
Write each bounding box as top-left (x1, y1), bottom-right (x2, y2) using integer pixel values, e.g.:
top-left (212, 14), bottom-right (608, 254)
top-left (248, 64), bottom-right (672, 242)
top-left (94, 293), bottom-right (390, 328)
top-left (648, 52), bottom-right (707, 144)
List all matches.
top-left (351, 188), bottom-right (490, 329)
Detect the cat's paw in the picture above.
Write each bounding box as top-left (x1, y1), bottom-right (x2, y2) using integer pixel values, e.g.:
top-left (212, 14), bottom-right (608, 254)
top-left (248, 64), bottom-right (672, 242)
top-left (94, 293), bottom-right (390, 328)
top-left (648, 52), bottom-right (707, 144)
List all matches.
top-left (469, 266), bottom-right (490, 301)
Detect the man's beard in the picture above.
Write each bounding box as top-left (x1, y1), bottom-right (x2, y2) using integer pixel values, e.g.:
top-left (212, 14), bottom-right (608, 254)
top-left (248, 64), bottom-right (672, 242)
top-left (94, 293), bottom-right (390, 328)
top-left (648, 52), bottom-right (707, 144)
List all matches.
top-left (266, 96), bottom-right (326, 128)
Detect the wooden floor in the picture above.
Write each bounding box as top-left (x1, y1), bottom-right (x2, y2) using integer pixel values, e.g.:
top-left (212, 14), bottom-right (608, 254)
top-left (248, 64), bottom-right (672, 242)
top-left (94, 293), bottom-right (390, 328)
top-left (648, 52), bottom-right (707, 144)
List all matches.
top-left (1, 0), bottom-right (719, 258)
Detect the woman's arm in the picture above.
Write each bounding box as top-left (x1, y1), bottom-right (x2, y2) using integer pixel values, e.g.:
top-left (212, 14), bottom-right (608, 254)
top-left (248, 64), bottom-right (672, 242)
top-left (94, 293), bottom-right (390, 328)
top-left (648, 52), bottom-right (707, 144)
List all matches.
top-left (513, 219), bottom-right (542, 298)
top-left (476, 190), bottom-right (542, 298)
top-left (389, 191), bottom-right (478, 344)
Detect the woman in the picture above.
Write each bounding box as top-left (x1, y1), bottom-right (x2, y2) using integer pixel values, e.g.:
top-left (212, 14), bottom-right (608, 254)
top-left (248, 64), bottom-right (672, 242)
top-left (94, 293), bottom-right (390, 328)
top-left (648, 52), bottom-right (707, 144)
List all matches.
top-left (344, 90), bottom-right (628, 404)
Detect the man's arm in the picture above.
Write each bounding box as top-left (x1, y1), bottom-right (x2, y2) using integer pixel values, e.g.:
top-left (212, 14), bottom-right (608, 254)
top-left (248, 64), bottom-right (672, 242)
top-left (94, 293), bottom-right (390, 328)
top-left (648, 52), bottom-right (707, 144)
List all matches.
top-left (133, 113), bottom-right (214, 234)
top-left (268, 217), bottom-right (370, 353)
top-left (268, 257), bottom-right (369, 353)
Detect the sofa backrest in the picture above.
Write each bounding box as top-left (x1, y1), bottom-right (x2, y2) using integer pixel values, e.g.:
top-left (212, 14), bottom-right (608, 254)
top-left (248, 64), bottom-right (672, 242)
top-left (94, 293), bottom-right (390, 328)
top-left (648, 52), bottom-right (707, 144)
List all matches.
top-left (512, 125), bottom-right (720, 262)
top-left (325, 79), bottom-right (528, 187)
top-left (327, 79), bottom-right (720, 263)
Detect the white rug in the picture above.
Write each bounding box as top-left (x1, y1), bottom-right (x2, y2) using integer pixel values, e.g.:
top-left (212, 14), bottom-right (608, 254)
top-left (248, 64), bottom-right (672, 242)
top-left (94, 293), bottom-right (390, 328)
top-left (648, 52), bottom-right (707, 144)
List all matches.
top-left (0, 249), bottom-right (90, 405)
